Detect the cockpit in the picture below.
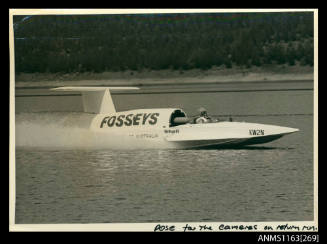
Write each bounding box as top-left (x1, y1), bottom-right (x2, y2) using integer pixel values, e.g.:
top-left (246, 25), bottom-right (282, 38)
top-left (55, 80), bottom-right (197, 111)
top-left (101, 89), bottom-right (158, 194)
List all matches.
top-left (169, 108), bottom-right (223, 127)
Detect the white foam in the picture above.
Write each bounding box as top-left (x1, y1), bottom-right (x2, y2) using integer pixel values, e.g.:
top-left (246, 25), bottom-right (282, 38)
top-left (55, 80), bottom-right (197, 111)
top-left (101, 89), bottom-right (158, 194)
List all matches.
top-left (15, 112), bottom-right (172, 150)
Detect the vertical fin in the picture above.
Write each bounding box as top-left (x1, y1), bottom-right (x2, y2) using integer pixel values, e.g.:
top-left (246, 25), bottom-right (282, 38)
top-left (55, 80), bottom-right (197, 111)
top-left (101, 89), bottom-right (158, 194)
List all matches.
top-left (81, 89), bottom-right (116, 114)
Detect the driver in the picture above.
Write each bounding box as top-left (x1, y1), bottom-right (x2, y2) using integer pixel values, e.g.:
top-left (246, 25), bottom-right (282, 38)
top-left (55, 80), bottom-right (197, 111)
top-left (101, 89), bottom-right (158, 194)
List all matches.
top-left (194, 107), bottom-right (212, 124)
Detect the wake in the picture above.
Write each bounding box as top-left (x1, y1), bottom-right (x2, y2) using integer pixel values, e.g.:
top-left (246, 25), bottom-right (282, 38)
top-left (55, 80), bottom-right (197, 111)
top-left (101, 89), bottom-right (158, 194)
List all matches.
top-left (15, 112), bottom-right (171, 150)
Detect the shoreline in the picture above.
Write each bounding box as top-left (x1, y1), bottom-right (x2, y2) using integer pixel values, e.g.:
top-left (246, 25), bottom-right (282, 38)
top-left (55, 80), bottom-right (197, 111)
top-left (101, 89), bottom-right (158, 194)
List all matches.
top-left (14, 65), bottom-right (314, 88)
top-left (15, 79), bottom-right (313, 90)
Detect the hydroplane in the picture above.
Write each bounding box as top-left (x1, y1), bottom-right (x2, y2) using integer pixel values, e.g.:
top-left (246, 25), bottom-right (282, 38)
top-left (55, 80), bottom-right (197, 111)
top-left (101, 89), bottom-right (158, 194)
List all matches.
top-left (51, 87), bottom-right (299, 149)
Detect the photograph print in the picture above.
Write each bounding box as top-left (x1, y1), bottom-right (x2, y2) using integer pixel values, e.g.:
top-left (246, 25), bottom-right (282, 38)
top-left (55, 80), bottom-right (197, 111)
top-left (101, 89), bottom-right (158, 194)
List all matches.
top-left (10, 9), bottom-right (317, 231)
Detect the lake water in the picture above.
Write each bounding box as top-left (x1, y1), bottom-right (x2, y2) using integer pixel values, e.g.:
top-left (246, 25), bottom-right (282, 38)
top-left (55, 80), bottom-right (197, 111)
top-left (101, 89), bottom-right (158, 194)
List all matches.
top-left (14, 81), bottom-right (314, 223)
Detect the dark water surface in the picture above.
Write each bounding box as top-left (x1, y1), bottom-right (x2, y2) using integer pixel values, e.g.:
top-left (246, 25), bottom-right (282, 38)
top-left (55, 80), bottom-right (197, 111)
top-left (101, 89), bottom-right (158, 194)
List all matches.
top-left (15, 81), bottom-right (314, 223)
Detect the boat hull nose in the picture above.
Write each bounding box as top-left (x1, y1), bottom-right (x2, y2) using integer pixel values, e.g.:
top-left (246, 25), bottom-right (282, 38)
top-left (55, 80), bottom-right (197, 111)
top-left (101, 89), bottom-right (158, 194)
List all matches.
top-left (228, 125), bottom-right (300, 146)
top-left (279, 126), bottom-right (299, 134)
top-left (167, 122), bottom-right (300, 149)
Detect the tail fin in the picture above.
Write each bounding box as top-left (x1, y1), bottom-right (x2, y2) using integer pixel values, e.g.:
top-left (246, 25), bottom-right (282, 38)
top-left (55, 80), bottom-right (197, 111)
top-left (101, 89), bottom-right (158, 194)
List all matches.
top-left (51, 87), bottom-right (139, 114)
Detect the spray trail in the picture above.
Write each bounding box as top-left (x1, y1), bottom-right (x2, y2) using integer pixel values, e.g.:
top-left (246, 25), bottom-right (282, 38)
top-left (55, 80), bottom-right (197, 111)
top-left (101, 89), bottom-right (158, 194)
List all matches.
top-left (15, 112), bottom-right (171, 150)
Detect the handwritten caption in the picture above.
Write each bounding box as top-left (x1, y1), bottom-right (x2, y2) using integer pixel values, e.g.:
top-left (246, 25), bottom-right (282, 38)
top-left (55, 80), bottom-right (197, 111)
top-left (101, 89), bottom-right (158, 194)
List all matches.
top-left (153, 223), bottom-right (318, 232)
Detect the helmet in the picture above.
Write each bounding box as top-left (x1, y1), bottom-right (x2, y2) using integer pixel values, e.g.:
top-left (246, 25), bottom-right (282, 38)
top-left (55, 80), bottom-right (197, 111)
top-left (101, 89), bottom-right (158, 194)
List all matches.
top-left (198, 107), bottom-right (207, 116)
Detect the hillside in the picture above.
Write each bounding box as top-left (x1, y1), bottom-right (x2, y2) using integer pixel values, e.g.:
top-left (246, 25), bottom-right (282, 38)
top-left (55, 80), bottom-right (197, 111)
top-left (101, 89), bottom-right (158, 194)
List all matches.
top-left (13, 12), bottom-right (313, 77)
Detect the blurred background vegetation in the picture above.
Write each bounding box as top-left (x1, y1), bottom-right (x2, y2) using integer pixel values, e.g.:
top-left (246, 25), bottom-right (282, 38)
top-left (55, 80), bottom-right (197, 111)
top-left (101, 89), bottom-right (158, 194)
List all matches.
top-left (13, 12), bottom-right (314, 74)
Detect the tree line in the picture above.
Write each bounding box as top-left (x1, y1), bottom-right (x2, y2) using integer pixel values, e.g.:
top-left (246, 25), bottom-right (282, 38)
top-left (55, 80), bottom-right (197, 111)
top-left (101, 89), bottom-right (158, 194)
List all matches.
top-left (13, 12), bottom-right (314, 74)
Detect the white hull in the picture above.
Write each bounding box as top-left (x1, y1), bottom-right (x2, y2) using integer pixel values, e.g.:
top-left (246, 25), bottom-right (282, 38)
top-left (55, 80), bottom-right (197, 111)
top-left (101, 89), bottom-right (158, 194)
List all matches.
top-left (165, 122), bottom-right (299, 149)
top-left (91, 119), bottom-right (299, 149)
